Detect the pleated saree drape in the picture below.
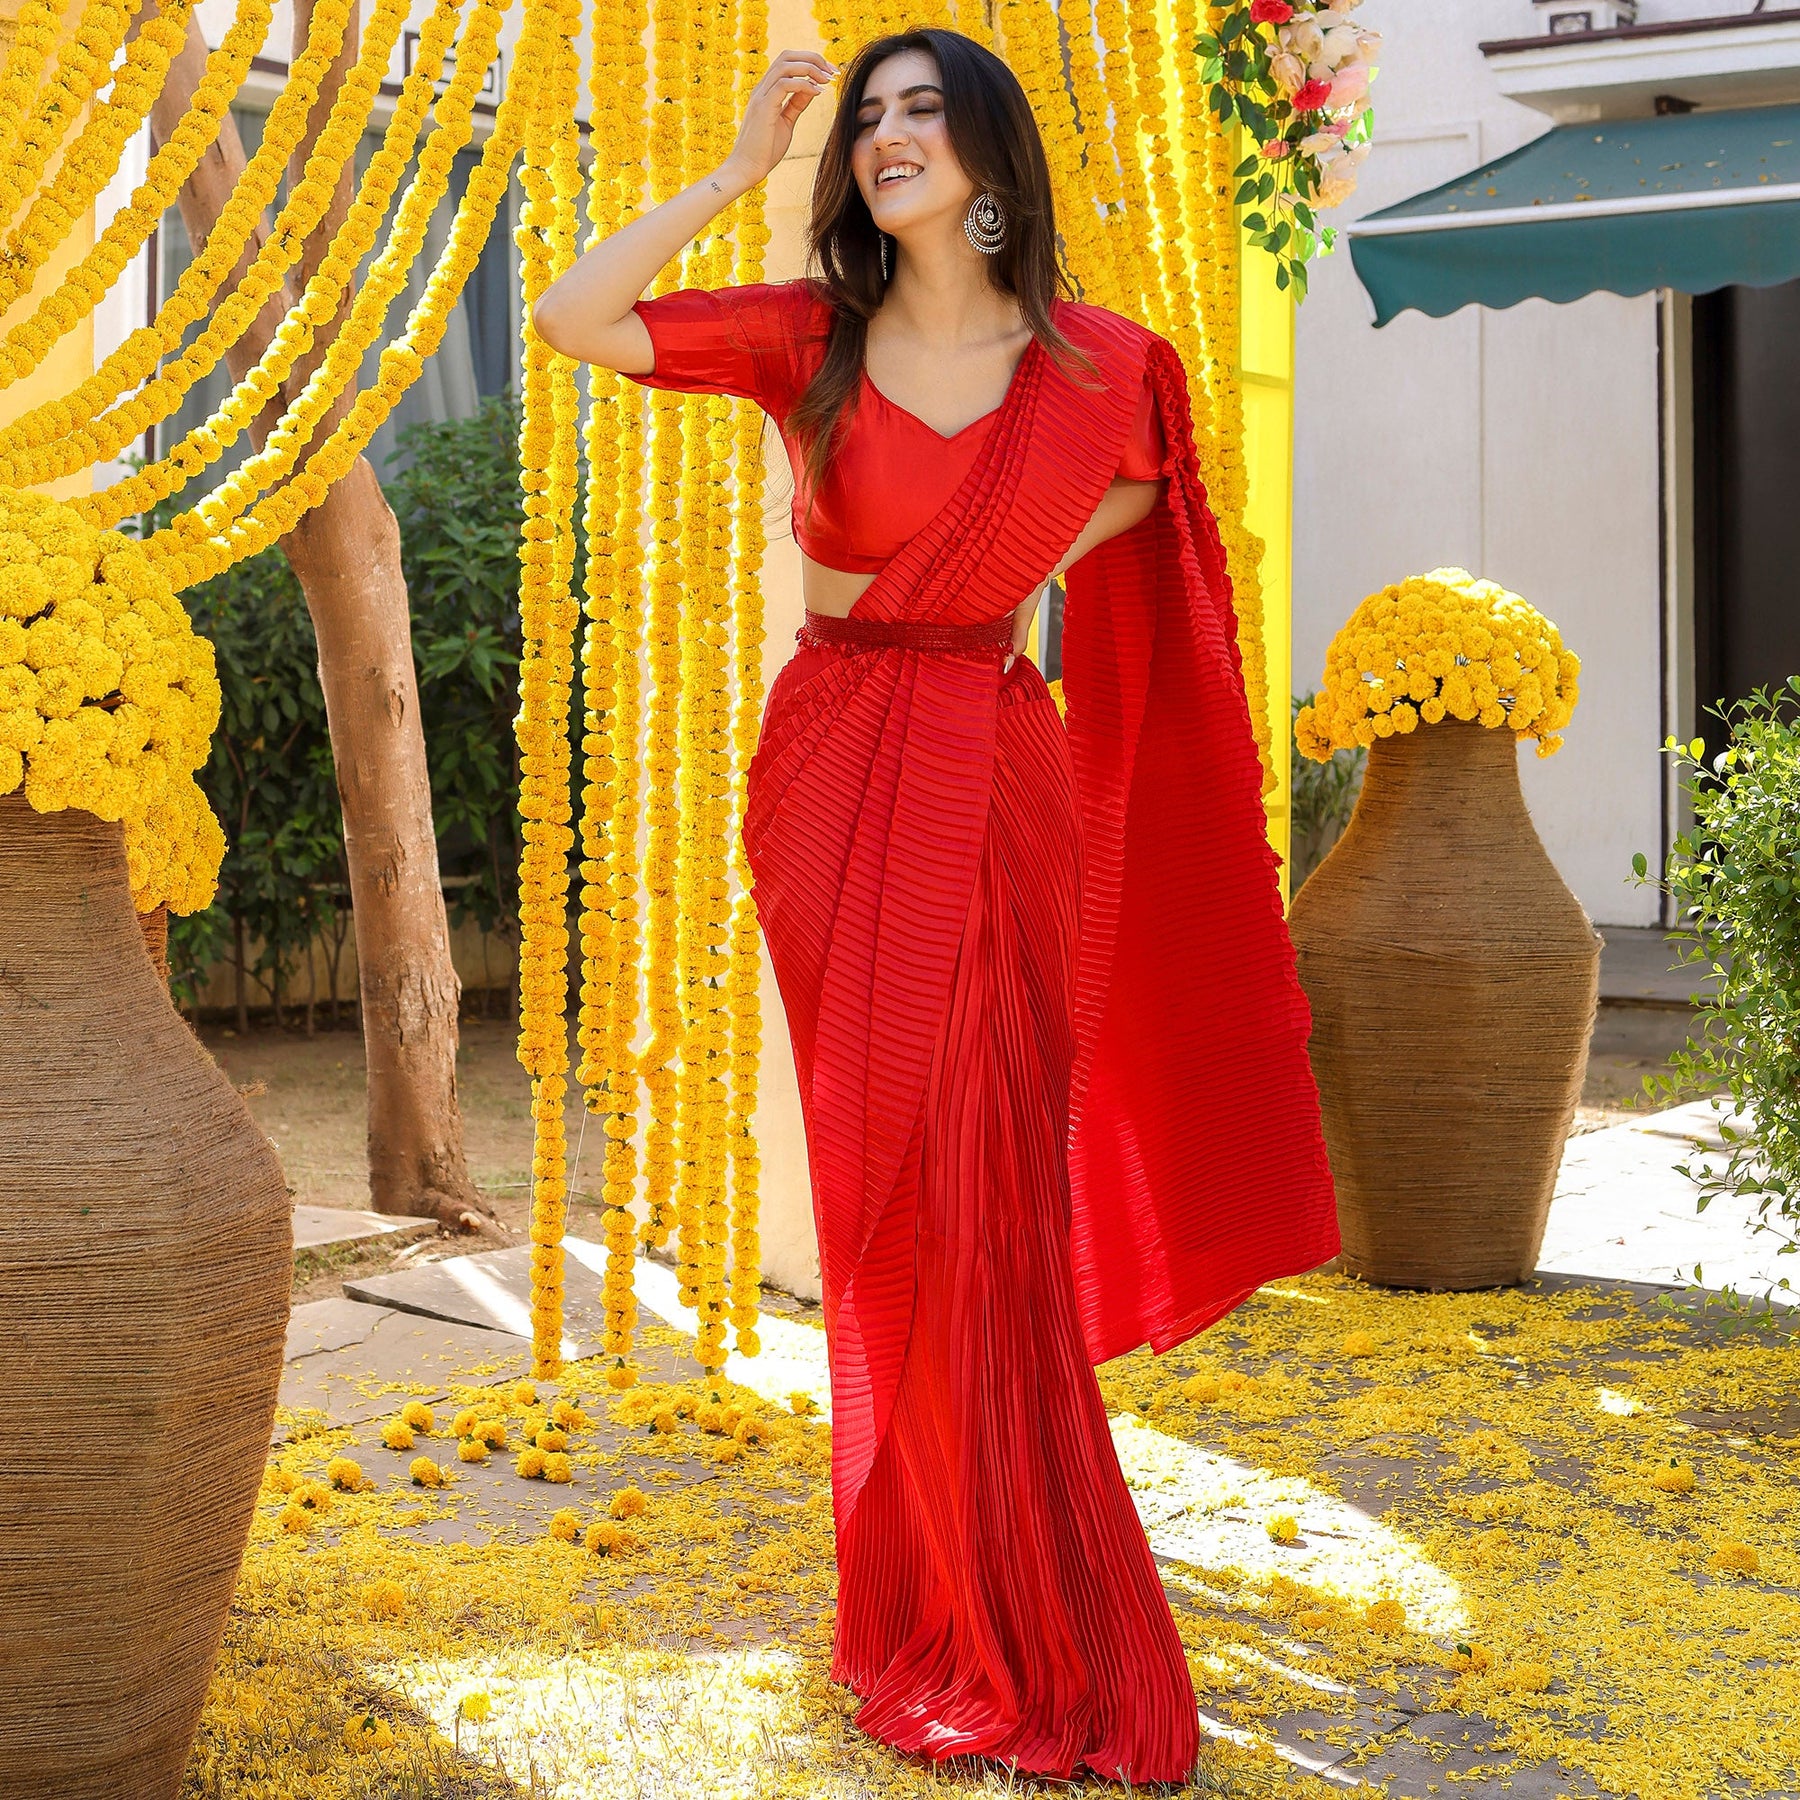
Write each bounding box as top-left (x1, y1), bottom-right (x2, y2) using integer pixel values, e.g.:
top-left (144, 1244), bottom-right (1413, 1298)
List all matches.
top-left (731, 296), bottom-right (1339, 1780)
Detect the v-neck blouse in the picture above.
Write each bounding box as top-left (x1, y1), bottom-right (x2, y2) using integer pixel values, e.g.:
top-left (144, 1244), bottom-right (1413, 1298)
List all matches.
top-left (628, 281), bottom-right (1167, 575)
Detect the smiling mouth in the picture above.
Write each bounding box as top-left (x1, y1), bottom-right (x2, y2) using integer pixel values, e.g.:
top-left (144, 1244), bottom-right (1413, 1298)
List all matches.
top-left (876, 164), bottom-right (923, 188)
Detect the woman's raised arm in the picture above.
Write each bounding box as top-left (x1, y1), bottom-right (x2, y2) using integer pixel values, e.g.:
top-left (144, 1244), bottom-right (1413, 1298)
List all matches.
top-left (532, 47), bottom-right (837, 370)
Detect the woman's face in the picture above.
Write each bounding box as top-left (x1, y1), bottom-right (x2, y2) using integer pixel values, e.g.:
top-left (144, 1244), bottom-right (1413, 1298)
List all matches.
top-left (850, 49), bottom-right (976, 240)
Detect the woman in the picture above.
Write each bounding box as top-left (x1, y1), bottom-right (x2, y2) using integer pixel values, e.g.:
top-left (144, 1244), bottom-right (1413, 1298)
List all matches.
top-left (535, 28), bottom-right (1339, 1785)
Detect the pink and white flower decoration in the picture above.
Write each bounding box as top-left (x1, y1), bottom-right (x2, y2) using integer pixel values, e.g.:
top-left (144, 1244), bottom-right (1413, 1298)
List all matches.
top-left (1197, 0), bottom-right (1381, 296)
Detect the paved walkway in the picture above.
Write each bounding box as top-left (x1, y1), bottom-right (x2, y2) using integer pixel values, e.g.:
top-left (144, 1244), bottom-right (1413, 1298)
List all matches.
top-left (272, 1099), bottom-right (1794, 1796)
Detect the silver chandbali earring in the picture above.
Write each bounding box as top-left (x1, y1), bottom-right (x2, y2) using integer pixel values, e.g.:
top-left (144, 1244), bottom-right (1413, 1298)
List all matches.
top-left (879, 230), bottom-right (891, 281)
top-left (963, 189), bottom-right (1006, 254)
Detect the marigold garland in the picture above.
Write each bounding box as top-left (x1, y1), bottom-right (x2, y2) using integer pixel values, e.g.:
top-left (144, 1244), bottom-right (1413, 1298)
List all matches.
top-left (574, 0), bottom-right (652, 1391)
top-left (0, 0), bottom-right (360, 487)
top-left (514, 0), bottom-right (586, 1380)
top-left (0, 0), bottom-right (274, 397)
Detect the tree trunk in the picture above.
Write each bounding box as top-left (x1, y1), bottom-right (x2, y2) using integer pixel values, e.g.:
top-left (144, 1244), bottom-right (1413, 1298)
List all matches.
top-left (149, 8), bottom-right (484, 1223)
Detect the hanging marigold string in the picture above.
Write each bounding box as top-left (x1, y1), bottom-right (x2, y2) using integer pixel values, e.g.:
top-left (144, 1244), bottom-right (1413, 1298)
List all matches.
top-left (576, 0), bottom-right (652, 1392)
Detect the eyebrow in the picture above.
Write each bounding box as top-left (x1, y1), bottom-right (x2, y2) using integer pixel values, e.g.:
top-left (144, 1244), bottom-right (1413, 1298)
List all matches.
top-left (856, 83), bottom-right (943, 109)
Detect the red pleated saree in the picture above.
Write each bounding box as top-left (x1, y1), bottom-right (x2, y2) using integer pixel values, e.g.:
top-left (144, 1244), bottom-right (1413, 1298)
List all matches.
top-left (628, 283), bottom-right (1339, 1783)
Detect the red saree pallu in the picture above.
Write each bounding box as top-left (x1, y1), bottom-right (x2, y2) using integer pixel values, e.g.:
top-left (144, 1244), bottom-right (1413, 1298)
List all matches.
top-left (630, 285), bottom-right (1339, 1783)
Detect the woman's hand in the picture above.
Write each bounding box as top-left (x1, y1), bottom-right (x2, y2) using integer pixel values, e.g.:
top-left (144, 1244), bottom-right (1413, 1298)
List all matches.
top-left (721, 49), bottom-right (837, 188)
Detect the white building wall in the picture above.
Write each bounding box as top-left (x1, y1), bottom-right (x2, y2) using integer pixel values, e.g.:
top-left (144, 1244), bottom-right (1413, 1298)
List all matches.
top-left (1293, 0), bottom-right (1686, 927)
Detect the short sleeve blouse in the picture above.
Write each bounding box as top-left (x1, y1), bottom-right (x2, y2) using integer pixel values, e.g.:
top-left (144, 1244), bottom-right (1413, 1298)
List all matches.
top-left (626, 282), bottom-right (1166, 573)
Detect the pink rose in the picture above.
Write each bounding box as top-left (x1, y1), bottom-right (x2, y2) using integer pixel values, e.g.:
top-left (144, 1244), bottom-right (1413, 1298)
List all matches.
top-left (1292, 77), bottom-right (1333, 112)
top-left (1259, 138), bottom-right (1295, 160)
top-left (1329, 62), bottom-right (1371, 106)
top-left (1250, 0), bottom-right (1294, 22)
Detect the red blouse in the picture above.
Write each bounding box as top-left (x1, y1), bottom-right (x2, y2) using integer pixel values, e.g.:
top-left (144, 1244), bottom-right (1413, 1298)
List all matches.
top-left (627, 281), bottom-right (1168, 575)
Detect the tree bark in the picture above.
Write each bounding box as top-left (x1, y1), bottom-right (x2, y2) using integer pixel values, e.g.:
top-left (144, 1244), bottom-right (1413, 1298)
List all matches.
top-left (150, 7), bottom-right (485, 1223)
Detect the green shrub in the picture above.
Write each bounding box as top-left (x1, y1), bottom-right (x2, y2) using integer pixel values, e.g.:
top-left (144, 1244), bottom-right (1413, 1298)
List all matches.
top-left (1634, 681), bottom-right (1800, 1316)
top-left (1289, 690), bottom-right (1365, 889)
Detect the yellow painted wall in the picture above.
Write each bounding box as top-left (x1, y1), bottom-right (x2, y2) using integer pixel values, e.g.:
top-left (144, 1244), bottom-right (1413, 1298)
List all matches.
top-left (1238, 216), bottom-right (1296, 902)
top-left (0, 0), bottom-right (95, 498)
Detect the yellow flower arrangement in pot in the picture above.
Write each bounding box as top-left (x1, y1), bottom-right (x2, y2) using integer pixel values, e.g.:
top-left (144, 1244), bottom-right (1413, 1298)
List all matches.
top-left (1287, 568), bottom-right (1600, 1294)
top-left (0, 485), bottom-right (225, 917)
top-left (1295, 568), bottom-right (1580, 760)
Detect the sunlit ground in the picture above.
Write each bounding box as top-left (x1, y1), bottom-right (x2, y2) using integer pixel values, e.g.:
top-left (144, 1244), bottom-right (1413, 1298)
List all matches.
top-left (184, 1269), bottom-right (1800, 1800)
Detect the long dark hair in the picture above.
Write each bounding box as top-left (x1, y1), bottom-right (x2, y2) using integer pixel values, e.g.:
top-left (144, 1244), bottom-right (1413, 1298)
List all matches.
top-left (787, 28), bottom-right (1101, 505)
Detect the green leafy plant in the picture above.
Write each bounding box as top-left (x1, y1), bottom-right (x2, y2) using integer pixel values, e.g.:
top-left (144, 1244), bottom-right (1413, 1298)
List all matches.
top-left (1632, 684), bottom-right (1800, 1317)
top-left (1196, 2), bottom-right (1379, 298)
top-left (1289, 690), bottom-right (1364, 888)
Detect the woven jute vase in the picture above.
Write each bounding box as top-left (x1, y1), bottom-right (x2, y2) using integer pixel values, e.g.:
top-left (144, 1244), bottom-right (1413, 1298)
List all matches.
top-left (1288, 721), bottom-right (1600, 1289)
top-left (0, 794), bottom-right (291, 1798)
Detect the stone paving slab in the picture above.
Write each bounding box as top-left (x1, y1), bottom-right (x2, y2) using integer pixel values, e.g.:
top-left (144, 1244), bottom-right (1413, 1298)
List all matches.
top-left (1540, 1106), bottom-right (1795, 1308)
top-left (1597, 925), bottom-right (1719, 1006)
top-left (344, 1242), bottom-right (610, 1362)
top-left (277, 1300), bottom-right (530, 1434)
top-left (292, 1204), bottom-right (432, 1251)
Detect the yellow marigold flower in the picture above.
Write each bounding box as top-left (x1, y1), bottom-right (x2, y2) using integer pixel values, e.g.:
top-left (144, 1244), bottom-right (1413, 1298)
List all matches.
top-left (266, 1467), bottom-right (299, 1494)
top-left (325, 1456), bottom-right (363, 1492)
top-left (605, 1362), bottom-right (636, 1391)
top-left (1293, 1607), bottom-right (1332, 1630)
top-left (534, 1427), bottom-right (569, 1453)
top-left (1710, 1541), bottom-right (1759, 1575)
top-left (734, 1417), bottom-right (766, 1447)
top-left (1364, 1597), bottom-right (1407, 1634)
top-left (343, 1711), bottom-right (394, 1751)
top-left (609, 1486), bottom-right (647, 1520)
top-left (516, 1447), bottom-right (547, 1480)
top-left (1219, 1371), bottom-right (1257, 1395)
top-left (1266, 1514), bottom-right (1299, 1545)
top-left (586, 1519), bottom-right (638, 1556)
top-left (695, 1404), bottom-right (727, 1434)
top-left (452, 1409), bottom-right (478, 1438)
top-left (456, 1437), bottom-right (488, 1464)
top-left (1446, 1641), bottom-right (1491, 1673)
top-left (400, 1401), bottom-right (434, 1434)
top-left (714, 1440), bottom-right (743, 1465)
top-left (650, 1407), bottom-right (678, 1434)
top-left (457, 1692), bottom-right (492, 1723)
top-left (364, 1579), bottom-right (405, 1620)
top-left (1180, 1374), bottom-right (1221, 1403)
top-left (1501, 1661), bottom-right (1552, 1693)
top-left (1341, 1331), bottom-right (1378, 1357)
top-left (408, 1457), bottom-right (447, 1488)
top-left (380, 1419), bottom-right (415, 1452)
top-left (788, 1392), bottom-right (818, 1417)
top-left (1650, 1459), bottom-right (1697, 1494)
top-left (548, 1508), bottom-right (580, 1543)
top-left (551, 1399), bottom-right (587, 1430)
top-left (292, 1480), bottom-right (332, 1513)
top-left (513, 1381), bottom-right (538, 1408)
top-left (542, 1452), bottom-right (573, 1484)
top-left (475, 1419), bottom-right (508, 1449)
top-left (278, 1503), bottom-right (312, 1535)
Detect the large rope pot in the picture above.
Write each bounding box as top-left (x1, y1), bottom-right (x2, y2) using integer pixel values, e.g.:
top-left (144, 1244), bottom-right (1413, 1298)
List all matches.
top-left (0, 794), bottom-right (292, 1797)
top-left (1288, 720), bottom-right (1601, 1289)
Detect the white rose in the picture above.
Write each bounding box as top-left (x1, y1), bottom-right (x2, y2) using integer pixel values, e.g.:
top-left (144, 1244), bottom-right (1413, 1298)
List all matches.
top-left (1298, 129), bottom-right (1340, 156)
top-left (1280, 17), bottom-right (1325, 61)
top-left (1321, 23), bottom-right (1362, 68)
top-left (1269, 49), bottom-right (1306, 95)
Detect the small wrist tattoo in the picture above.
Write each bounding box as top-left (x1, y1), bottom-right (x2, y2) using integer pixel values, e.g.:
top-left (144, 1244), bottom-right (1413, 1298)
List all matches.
top-left (709, 178), bottom-right (723, 194)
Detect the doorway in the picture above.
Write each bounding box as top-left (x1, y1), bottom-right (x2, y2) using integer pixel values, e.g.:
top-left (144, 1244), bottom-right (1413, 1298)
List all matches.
top-left (1691, 279), bottom-right (1800, 752)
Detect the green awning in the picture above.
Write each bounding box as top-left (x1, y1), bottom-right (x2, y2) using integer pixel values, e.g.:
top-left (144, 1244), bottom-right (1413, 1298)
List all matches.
top-left (1349, 103), bottom-right (1800, 327)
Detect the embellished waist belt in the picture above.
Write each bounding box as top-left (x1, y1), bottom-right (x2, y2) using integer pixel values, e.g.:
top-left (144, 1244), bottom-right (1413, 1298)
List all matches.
top-left (797, 610), bottom-right (1016, 657)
